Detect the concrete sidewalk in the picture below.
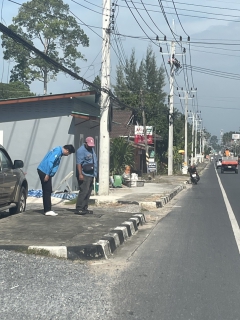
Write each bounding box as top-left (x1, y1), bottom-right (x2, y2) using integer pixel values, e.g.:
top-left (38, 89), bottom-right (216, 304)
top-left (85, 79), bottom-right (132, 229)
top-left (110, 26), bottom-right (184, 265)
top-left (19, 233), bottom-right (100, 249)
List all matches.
top-left (0, 163), bottom-right (207, 260)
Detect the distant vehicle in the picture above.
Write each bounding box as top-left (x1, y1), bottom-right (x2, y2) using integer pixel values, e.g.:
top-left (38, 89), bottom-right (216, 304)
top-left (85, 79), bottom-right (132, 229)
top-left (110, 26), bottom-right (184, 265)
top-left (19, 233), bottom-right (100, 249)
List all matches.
top-left (0, 145), bottom-right (28, 214)
top-left (216, 159), bottom-right (222, 169)
top-left (221, 156), bottom-right (238, 174)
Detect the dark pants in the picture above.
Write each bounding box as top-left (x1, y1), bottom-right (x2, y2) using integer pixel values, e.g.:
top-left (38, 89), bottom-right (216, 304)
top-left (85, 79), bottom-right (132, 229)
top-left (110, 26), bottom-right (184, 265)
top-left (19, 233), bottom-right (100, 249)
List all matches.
top-left (37, 169), bottom-right (52, 213)
top-left (76, 175), bottom-right (94, 211)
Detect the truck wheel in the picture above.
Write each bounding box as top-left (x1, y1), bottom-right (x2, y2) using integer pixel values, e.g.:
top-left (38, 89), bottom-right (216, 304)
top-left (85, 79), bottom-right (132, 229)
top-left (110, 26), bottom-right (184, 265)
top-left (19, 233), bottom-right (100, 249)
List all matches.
top-left (9, 187), bottom-right (27, 214)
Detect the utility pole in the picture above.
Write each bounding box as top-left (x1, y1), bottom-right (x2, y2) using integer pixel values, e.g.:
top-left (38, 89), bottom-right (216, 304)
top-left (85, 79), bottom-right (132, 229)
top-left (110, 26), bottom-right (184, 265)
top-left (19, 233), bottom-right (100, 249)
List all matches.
top-left (157, 25), bottom-right (188, 175)
top-left (178, 88), bottom-right (196, 171)
top-left (199, 124), bottom-right (202, 162)
top-left (168, 40), bottom-right (175, 175)
top-left (140, 89), bottom-right (149, 171)
top-left (194, 112), bottom-right (201, 164)
top-left (190, 112), bottom-right (195, 165)
top-left (99, 0), bottom-right (111, 195)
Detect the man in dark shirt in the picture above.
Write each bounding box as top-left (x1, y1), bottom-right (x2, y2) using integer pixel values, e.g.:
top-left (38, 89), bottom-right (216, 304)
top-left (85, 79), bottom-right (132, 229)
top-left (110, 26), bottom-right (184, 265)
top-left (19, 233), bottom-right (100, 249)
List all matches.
top-left (75, 137), bottom-right (98, 215)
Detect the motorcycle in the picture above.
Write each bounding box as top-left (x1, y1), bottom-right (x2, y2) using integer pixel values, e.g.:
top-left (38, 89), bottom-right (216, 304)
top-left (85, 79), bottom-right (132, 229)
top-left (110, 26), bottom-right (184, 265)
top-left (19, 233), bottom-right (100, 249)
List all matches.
top-left (190, 172), bottom-right (199, 185)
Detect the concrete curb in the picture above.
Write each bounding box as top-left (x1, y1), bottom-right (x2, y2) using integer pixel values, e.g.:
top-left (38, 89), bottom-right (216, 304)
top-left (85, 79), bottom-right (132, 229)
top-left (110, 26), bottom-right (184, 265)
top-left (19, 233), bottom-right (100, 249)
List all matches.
top-left (118, 183), bottom-right (187, 209)
top-left (0, 213), bottom-right (146, 260)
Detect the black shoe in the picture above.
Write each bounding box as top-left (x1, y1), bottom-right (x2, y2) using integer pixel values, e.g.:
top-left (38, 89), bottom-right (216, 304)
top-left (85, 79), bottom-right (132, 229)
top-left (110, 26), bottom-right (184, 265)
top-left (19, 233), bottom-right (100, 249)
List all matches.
top-left (74, 210), bottom-right (88, 215)
top-left (83, 207), bottom-right (93, 214)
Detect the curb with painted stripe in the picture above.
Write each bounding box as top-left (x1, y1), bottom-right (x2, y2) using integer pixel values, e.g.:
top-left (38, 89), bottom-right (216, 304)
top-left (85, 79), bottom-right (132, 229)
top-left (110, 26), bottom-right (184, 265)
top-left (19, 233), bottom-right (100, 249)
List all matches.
top-left (0, 213), bottom-right (146, 260)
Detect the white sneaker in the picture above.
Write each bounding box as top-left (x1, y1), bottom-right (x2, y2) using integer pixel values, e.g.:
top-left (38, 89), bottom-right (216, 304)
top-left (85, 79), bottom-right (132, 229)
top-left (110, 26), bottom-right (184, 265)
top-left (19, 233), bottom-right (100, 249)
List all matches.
top-left (45, 211), bottom-right (58, 216)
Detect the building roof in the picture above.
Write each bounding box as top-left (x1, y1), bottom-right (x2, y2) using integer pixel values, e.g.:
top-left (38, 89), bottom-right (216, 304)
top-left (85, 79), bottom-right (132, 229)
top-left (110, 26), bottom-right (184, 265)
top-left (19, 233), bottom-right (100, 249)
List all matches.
top-left (110, 109), bottom-right (135, 138)
top-left (0, 90), bottom-right (97, 105)
top-left (0, 90), bottom-right (101, 119)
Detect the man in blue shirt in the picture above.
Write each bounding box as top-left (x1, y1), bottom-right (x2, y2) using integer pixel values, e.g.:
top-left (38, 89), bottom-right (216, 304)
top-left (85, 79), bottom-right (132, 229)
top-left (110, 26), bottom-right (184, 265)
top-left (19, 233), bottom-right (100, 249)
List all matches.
top-left (37, 144), bottom-right (75, 216)
top-left (75, 137), bottom-right (98, 215)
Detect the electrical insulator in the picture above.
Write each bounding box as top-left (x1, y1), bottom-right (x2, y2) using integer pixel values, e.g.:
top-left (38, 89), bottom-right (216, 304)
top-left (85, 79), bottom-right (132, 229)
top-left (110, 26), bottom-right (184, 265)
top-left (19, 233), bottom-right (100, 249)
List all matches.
top-left (164, 35), bottom-right (167, 41)
top-left (159, 47), bottom-right (162, 53)
top-left (156, 35), bottom-right (159, 41)
top-left (180, 36), bottom-right (182, 41)
top-left (172, 54), bottom-right (175, 59)
top-left (183, 48), bottom-right (186, 53)
top-left (187, 36), bottom-right (190, 41)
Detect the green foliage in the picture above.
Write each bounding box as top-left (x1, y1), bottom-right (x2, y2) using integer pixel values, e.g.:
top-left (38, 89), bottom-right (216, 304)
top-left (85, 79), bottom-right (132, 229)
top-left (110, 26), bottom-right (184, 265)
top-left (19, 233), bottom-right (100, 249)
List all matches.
top-left (110, 137), bottom-right (135, 174)
top-left (209, 134), bottom-right (221, 151)
top-left (1, 0), bottom-right (89, 93)
top-left (0, 81), bottom-right (35, 99)
top-left (222, 131), bottom-right (236, 146)
top-left (113, 46), bottom-right (171, 162)
top-left (87, 75), bottom-right (101, 91)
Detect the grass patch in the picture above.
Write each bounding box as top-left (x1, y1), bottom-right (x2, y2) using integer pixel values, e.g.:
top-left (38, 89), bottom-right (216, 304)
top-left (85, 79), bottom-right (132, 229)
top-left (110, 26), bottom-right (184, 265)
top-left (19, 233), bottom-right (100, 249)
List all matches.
top-left (15, 248), bottom-right (51, 256)
top-left (64, 198), bottom-right (96, 206)
top-left (64, 198), bottom-right (77, 205)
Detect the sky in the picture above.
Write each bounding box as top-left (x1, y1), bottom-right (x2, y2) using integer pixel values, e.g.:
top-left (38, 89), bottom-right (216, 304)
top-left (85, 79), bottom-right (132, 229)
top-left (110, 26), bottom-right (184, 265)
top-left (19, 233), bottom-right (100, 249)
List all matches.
top-left (1, 0), bottom-right (240, 138)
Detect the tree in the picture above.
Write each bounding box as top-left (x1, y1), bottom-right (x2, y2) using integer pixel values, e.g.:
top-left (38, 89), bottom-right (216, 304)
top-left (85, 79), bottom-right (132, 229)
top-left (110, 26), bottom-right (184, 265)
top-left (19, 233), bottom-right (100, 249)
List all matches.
top-left (0, 82), bottom-right (35, 99)
top-left (222, 131), bottom-right (235, 147)
top-left (87, 75), bottom-right (101, 91)
top-left (113, 46), bottom-right (168, 163)
top-left (110, 138), bottom-right (135, 175)
top-left (209, 135), bottom-right (220, 151)
top-left (1, 0), bottom-right (89, 94)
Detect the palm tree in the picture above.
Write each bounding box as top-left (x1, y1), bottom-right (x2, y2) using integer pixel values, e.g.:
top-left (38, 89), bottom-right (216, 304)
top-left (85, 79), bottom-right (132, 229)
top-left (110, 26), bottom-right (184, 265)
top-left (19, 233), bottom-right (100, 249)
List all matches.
top-left (110, 138), bottom-right (135, 175)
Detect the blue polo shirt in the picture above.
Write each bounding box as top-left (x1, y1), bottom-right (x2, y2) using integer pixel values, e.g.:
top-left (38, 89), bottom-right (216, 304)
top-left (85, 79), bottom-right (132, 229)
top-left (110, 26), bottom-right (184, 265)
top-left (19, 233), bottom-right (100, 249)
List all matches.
top-left (76, 144), bottom-right (97, 177)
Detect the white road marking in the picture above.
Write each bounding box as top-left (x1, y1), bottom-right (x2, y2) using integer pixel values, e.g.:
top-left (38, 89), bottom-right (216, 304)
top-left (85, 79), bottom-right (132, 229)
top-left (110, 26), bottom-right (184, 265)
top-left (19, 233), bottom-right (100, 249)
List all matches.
top-left (173, 206), bottom-right (182, 207)
top-left (215, 167), bottom-right (240, 254)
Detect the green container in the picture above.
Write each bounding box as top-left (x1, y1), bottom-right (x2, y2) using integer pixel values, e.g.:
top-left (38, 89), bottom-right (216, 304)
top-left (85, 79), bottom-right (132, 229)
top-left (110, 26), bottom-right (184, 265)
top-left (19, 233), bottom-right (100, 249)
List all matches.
top-left (95, 183), bottom-right (99, 193)
top-left (113, 175), bottom-right (122, 188)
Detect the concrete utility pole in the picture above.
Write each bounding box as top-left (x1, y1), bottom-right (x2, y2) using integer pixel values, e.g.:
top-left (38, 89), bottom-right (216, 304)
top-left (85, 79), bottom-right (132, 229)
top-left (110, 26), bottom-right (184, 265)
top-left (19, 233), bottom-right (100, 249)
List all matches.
top-left (190, 112), bottom-right (195, 165)
top-left (140, 90), bottom-right (149, 170)
top-left (157, 23), bottom-right (187, 175)
top-left (199, 125), bottom-right (202, 162)
top-left (178, 89), bottom-right (195, 171)
top-left (99, 0), bottom-right (111, 195)
top-left (194, 113), bottom-right (202, 164)
top-left (168, 40), bottom-right (175, 175)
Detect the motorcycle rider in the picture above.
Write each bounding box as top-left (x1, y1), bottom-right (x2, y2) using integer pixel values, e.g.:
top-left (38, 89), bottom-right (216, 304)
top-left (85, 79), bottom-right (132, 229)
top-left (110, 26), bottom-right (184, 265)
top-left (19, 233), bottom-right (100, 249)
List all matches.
top-left (188, 163), bottom-right (199, 184)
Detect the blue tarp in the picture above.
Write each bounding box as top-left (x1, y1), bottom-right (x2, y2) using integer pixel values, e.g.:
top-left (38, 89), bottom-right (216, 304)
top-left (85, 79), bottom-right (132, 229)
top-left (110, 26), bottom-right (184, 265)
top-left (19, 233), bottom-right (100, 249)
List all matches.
top-left (28, 189), bottom-right (77, 200)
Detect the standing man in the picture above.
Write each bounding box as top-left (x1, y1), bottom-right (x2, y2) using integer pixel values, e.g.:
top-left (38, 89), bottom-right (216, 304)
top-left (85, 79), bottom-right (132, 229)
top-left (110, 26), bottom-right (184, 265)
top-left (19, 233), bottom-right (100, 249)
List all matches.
top-left (37, 144), bottom-right (75, 216)
top-left (75, 137), bottom-right (98, 215)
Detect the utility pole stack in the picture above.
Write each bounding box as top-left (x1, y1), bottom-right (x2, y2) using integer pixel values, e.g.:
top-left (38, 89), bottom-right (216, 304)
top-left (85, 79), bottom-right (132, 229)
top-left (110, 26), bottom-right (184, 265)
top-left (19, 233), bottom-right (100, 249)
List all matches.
top-left (178, 88), bottom-right (196, 172)
top-left (168, 40), bottom-right (175, 176)
top-left (158, 25), bottom-right (190, 174)
top-left (99, 0), bottom-right (111, 195)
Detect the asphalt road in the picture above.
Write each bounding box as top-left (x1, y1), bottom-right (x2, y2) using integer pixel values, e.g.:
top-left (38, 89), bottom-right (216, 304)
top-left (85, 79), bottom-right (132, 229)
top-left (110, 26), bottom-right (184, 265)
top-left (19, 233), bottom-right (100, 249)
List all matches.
top-left (1, 162), bottom-right (240, 319)
top-left (107, 162), bottom-right (240, 320)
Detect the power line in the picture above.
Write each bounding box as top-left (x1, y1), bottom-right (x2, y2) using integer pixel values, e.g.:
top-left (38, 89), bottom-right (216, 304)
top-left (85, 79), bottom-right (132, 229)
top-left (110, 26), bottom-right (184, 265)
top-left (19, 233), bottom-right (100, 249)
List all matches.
top-left (171, 0), bottom-right (189, 36)
top-left (0, 22), bottom-right (134, 110)
top-left (70, 0), bottom-right (102, 15)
